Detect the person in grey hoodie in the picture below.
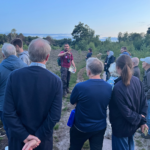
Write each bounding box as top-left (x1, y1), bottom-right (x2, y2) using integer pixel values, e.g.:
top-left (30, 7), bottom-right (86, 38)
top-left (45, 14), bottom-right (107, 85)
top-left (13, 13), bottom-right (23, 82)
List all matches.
top-left (0, 43), bottom-right (27, 137)
top-left (140, 57), bottom-right (150, 139)
top-left (11, 38), bottom-right (30, 65)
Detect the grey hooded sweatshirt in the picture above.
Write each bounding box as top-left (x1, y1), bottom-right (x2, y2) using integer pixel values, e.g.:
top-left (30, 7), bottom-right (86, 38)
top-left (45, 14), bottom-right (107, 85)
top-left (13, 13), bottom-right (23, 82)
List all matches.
top-left (18, 51), bottom-right (30, 65)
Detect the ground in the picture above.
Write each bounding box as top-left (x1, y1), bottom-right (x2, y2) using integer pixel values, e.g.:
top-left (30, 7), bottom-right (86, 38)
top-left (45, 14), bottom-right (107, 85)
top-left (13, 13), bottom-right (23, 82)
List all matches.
top-left (0, 49), bottom-right (150, 150)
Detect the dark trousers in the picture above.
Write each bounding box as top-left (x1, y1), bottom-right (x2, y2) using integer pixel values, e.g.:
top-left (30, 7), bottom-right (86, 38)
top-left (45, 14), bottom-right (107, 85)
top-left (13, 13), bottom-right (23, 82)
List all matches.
top-left (106, 71), bottom-right (110, 81)
top-left (0, 111), bottom-right (9, 138)
top-left (69, 126), bottom-right (106, 150)
top-left (61, 67), bottom-right (71, 90)
top-left (112, 134), bottom-right (134, 150)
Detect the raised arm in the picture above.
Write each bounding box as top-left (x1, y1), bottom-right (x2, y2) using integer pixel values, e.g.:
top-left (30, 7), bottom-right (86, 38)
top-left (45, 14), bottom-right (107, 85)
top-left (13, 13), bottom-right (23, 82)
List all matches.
top-left (58, 51), bottom-right (67, 57)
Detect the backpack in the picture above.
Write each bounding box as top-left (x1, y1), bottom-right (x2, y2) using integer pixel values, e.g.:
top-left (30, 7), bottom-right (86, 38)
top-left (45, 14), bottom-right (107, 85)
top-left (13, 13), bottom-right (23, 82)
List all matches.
top-left (57, 57), bottom-right (61, 66)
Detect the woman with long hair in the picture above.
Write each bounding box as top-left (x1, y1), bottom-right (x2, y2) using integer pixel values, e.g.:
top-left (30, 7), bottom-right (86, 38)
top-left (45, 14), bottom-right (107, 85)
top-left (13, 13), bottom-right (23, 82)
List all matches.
top-left (109, 55), bottom-right (148, 150)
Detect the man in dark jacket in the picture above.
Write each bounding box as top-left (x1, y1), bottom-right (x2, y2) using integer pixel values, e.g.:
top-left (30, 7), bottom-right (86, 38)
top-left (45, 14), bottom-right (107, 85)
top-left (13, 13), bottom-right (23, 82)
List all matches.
top-left (3, 38), bottom-right (62, 150)
top-left (140, 57), bottom-right (150, 139)
top-left (0, 43), bottom-right (27, 137)
top-left (131, 57), bottom-right (140, 79)
top-left (85, 48), bottom-right (92, 60)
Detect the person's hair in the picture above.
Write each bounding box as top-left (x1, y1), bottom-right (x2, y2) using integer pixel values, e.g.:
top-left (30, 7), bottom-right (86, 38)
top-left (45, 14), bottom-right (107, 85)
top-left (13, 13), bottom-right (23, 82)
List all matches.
top-left (11, 38), bottom-right (23, 48)
top-left (64, 43), bottom-right (69, 46)
top-left (88, 48), bottom-right (92, 52)
top-left (28, 38), bottom-right (51, 62)
top-left (86, 58), bottom-right (104, 76)
top-left (121, 47), bottom-right (127, 51)
top-left (131, 57), bottom-right (139, 66)
top-left (2, 43), bottom-right (16, 58)
top-left (116, 55), bottom-right (133, 86)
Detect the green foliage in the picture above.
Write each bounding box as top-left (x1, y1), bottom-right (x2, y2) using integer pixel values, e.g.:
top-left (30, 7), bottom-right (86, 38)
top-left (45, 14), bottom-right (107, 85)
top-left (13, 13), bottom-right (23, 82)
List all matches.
top-left (23, 44), bottom-right (28, 50)
top-left (83, 140), bottom-right (90, 149)
top-left (0, 44), bottom-right (2, 48)
top-left (88, 42), bottom-right (96, 53)
top-left (54, 124), bottom-right (59, 130)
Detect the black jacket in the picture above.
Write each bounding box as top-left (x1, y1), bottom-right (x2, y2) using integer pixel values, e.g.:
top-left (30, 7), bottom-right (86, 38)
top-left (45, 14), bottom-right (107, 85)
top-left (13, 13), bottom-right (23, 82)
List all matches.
top-left (106, 56), bottom-right (115, 72)
top-left (104, 56), bottom-right (108, 71)
top-left (3, 66), bottom-right (62, 150)
top-left (109, 76), bottom-right (148, 137)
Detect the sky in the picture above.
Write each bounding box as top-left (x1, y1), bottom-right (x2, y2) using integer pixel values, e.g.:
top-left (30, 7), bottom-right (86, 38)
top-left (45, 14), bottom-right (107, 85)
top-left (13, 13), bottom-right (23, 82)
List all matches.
top-left (0, 0), bottom-right (150, 38)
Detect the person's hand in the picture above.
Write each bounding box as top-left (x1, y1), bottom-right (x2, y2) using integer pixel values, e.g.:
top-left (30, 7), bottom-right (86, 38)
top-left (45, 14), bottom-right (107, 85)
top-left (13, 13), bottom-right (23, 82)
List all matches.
top-left (141, 114), bottom-right (145, 118)
top-left (22, 139), bottom-right (40, 150)
top-left (105, 63), bottom-right (107, 65)
top-left (141, 124), bottom-right (149, 133)
top-left (24, 135), bottom-right (40, 144)
top-left (74, 68), bottom-right (76, 73)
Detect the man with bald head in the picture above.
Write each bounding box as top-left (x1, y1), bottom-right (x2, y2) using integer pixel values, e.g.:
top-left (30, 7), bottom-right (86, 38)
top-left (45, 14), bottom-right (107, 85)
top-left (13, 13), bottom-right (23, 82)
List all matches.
top-left (3, 38), bottom-right (62, 150)
top-left (131, 57), bottom-right (140, 79)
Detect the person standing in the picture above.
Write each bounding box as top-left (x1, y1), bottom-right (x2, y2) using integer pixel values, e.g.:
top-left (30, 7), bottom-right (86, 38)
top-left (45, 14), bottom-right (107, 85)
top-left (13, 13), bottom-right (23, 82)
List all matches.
top-left (69, 58), bottom-right (112, 150)
top-left (3, 38), bottom-right (62, 150)
top-left (11, 38), bottom-right (30, 65)
top-left (105, 51), bottom-right (115, 81)
top-left (85, 48), bottom-right (92, 60)
top-left (109, 55), bottom-right (148, 150)
top-left (131, 57), bottom-right (140, 79)
top-left (120, 47), bottom-right (131, 57)
top-left (58, 44), bottom-right (76, 97)
top-left (0, 43), bottom-right (27, 138)
top-left (104, 50), bottom-right (109, 73)
top-left (140, 57), bottom-right (150, 139)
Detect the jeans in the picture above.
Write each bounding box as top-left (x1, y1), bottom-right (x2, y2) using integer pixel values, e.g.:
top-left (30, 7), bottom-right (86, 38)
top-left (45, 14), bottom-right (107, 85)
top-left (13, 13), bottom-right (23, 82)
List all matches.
top-left (0, 111), bottom-right (9, 138)
top-left (69, 125), bottom-right (106, 150)
top-left (112, 134), bottom-right (134, 150)
top-left (147, 99), bottom-right (150, 135)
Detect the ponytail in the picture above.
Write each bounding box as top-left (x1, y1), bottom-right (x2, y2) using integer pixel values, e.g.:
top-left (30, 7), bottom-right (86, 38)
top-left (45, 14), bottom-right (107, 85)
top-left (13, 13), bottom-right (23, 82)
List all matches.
top-left (116, 55), bottom-right (133, 86)
top-left (121, 64), bottom-right (132, 86)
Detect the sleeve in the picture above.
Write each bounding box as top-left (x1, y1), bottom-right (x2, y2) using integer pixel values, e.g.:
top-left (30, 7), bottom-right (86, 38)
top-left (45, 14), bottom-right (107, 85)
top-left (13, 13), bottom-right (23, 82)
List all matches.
top-left (70, 85), bottom-right (79, 105)
top-left (139, 81), bottom-right (148, 118)
top-left (113, 87), bottom-right (146, 126)
top-left (35, 79), bottom-right (62, 141)
top-left (3, 74), bottom-right (29, 142)
top-left (146, 72), bottom-right (150, 100)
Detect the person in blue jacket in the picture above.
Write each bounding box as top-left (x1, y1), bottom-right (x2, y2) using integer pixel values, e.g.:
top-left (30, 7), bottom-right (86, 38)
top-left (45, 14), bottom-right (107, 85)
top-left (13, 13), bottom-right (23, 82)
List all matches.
top-left (120, 47), bottom-right (131, 57)
top-left (109, 55), bottom-right (148, 150)
top-left (0, 43), bottom-right (27, 137)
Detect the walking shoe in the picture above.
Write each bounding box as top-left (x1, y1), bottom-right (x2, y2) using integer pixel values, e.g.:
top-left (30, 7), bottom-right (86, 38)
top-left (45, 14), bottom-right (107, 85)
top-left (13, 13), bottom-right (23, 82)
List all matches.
top-left (0, 130), bottom-right (6, 137)
top-left (141, 133), bottom-right (150, 139)
top-left (66, 89), bottom-right (72, 94)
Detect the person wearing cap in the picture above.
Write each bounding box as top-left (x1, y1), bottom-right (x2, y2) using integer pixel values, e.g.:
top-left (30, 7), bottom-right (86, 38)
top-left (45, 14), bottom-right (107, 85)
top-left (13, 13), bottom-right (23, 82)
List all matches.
top-left (140, 57), bottom-right (150, 139)
top-left (85, 48), bottom-right (92, 60)
top-left (131, 57), bottom-right (140, 79)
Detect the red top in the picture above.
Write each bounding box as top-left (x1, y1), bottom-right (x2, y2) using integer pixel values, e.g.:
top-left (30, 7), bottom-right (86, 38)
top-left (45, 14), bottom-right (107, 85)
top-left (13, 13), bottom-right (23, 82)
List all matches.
top-left (60, 51), bottom-right (73, 68)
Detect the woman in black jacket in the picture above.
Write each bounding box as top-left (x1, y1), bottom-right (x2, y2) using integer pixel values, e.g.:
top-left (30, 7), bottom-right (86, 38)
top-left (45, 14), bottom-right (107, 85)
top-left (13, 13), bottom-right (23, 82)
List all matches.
top-left (105, 51), bottom-right (115, 80)
top-left (109, 55), bottom-right (148, 150)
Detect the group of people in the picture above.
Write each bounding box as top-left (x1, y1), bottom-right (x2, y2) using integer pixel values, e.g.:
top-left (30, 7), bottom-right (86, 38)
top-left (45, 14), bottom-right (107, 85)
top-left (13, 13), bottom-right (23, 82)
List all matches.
top-left (0, 37), bottom-right (149, 150)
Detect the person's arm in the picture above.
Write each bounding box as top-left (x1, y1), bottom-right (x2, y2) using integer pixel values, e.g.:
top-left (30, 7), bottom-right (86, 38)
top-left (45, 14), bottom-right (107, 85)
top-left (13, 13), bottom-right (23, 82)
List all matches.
top-left (113, 87), bottom-right (146, 126)
top-left (3, 73), bottom-right (30, 142)
top-left (146, 72), bottom-right (150, 100)
top-left (70, 85), bottom-right (79, 105)
top-left (58, 51), bottom-right (68, 57)
top-left (35, 79), bottom-right (62, 141)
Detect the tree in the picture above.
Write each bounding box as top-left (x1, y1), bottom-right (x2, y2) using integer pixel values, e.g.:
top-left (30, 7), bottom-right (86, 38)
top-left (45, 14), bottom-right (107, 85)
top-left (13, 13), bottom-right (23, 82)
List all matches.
top-left (71, 22), bottom-right (95, 43)
top-left (118, 32), bottom-right (122, 43)
top-left (147, 27), bottom-right (150, 35)
top-left (11, 28), bottom-right (17, 40)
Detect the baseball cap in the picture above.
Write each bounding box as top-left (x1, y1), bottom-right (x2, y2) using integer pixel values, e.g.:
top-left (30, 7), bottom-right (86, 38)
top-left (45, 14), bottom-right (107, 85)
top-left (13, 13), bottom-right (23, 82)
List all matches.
top-left (140, 57), bottom-right (150, 65)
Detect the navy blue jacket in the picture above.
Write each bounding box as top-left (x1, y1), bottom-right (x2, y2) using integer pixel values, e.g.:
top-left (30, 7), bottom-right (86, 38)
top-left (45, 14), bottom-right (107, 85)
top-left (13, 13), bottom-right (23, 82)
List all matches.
top-left (0, 55), bottom-right (27, 111)
top-left (3, 66), bottom-right (62, 150)
top-left (70, 79), bottom-right (112, 132)
top-left (109, 76), bottom-right (148, 137)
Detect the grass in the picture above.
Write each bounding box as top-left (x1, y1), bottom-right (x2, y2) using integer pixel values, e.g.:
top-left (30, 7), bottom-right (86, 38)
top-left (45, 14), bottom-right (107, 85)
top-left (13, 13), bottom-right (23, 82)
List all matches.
top-left (54, 123), bottom-right (60, 130)
top-left (53, 136), bottom-right (59, 142)
top-left (83, 140), bottom-right (90, 149)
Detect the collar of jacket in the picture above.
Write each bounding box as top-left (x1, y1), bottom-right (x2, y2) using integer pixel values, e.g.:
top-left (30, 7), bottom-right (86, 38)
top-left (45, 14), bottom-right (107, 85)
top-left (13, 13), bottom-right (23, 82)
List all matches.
top-left (146, 68), bottom-right (150, 73)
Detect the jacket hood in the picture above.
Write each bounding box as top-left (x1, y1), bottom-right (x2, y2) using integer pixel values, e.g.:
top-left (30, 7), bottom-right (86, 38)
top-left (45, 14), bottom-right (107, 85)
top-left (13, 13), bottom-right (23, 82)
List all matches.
top-left (18, 51), bottom-right (29, 57)
top-left (108, 51), bottom-right (114, 58)
top-left (1, 55), bottom-right (27, 71)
